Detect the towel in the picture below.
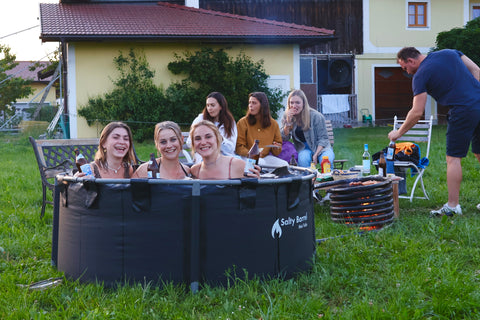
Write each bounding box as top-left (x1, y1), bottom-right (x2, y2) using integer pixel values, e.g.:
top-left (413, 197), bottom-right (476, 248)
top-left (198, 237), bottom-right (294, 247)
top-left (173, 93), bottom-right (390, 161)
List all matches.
top-left (321, 94), bottom-right (350, 114)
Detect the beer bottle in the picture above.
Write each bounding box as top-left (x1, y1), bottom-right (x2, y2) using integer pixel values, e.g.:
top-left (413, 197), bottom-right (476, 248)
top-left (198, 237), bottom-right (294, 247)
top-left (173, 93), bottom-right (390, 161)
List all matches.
top-left (320, 156), bottom-right (331, 173)
top-left (362, 144), bottom-right (371, 175)
top-left (378, 152), bottom-right (387, 177)
top-left (386, 140), bottom-right (396, 161)
top-left (74, 148), bottom-right (87, 172)
top-left (147, 153), bottom-right (160, 179)
top-left (289, 154), bottom-right (298, 166)
top-left (244, 139), bottom-right (260, 175)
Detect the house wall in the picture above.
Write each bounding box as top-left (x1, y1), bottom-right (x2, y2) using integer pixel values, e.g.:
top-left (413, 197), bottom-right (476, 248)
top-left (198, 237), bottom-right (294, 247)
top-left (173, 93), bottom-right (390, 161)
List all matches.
top-left (15, 82), bottom-right (57, 106)
top-left (69, 42), bottom-right (297, 138)
top-left (357, 0), bottom-right (470, 123)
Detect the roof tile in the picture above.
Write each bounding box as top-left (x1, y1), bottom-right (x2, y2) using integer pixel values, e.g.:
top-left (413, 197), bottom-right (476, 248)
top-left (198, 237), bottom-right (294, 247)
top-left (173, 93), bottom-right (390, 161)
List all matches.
top-left (40, 2), bottom-right (334, 42)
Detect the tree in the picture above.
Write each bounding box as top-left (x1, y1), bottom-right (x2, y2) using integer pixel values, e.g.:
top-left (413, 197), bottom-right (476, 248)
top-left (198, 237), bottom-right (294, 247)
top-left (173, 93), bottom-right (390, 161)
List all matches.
top-left (434, 17), bottom-right (480, 65)
top-left (0, 44), bottom-right (34, 120)
top-left (78, 49), bottom-right (168, 141)
top-left (166, 48), bottom-right (286, 123)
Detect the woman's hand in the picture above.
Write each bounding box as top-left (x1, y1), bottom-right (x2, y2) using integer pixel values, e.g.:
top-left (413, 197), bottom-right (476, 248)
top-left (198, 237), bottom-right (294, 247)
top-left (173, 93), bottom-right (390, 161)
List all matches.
top-left (245, 164), bottom-right (261, 178)
top-left (73, 171), bottom-right (86, 178)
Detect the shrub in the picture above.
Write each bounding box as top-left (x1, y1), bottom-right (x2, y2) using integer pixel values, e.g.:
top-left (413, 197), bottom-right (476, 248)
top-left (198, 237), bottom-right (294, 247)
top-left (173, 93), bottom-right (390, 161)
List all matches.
top-left (78, 49), bottom-right (168, 141)
top-left (434, 17), bottom-right (480, 65)
top-left (166, 48), bottom-right (286, 122)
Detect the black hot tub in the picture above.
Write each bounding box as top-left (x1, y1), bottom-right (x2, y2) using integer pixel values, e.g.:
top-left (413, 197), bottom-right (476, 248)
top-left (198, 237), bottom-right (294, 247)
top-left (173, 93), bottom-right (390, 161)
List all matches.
top-left (52, 169), bottom-right (316, 289)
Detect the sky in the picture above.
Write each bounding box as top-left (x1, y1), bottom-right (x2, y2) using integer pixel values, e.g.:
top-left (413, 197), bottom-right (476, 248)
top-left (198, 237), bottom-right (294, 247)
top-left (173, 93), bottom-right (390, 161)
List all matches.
top-left (0, 0), bottom-right (59, 62)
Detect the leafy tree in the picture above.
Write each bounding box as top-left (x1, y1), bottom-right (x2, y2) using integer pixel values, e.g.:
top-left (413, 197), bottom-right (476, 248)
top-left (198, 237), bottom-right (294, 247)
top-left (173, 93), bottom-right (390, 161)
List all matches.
top-left (434, 17), bottom-right (480, 65)
top-left (0, 44), bottom-right (33, 120)
top-left (78, 49), bottom-right (168, 141)
top-left (166, 48), bottom-right (286, 123)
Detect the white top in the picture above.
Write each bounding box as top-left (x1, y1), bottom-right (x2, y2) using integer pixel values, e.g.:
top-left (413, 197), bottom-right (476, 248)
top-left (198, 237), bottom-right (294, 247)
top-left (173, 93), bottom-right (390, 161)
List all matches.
top-left (186, 113), bottom-right (238, 163)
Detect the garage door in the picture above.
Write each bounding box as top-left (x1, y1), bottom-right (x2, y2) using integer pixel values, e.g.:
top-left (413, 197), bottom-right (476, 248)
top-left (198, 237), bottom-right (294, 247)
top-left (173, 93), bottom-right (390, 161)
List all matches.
top-left (375, 67), bottom-right (414, 124)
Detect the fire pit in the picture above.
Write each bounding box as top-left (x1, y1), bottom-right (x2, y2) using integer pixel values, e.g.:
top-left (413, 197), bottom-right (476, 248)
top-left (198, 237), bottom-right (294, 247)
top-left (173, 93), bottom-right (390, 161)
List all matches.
top-left (327, 177), bottom-right (394, 230)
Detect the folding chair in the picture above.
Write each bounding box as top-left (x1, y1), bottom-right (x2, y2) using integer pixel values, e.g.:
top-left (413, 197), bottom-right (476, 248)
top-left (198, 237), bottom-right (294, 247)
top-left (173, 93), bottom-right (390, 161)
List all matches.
top-left (392, 115), bottom-right (433, 202)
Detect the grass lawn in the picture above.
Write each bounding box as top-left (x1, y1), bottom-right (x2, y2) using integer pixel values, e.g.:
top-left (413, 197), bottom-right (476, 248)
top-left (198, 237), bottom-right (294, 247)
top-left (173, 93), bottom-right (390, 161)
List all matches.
top-left (1, 124), bottom-right (479, 319)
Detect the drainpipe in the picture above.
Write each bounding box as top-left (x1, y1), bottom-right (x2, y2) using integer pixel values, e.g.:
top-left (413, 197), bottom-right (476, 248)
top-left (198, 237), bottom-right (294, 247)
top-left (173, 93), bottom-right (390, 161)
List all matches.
top-left (185, 0), bottom-right (199, 8)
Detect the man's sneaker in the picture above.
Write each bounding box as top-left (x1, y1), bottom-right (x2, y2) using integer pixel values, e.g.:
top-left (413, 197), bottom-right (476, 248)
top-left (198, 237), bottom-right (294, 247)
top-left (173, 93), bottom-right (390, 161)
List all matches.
top-left (477, 203), bottom-right (480, 211)
top-left (430, 203), bottom-right (462, 217)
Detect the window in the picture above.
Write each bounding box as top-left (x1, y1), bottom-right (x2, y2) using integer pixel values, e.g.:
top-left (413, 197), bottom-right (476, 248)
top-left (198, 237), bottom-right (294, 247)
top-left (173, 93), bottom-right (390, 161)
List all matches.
top-left (300, 58), bottom-right (313, 84)
top-left (408, 2), bottom-right (427, 27)
top-left (473, 5), bottom-right (480, 19)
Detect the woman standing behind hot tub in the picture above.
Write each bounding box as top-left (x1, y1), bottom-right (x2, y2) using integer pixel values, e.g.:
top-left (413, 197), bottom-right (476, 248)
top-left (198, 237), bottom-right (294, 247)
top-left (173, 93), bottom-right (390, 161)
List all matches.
top-left (74, 122), bottom-right (137, 179)
top-left (186, 92), bottom-right (237, 164)
top-left (133, 121), bottom-right (191, 179)
top-left (236, 92), bottom-right (287, 167)
top-left (190, 120), bottom-right (260, 179)
top-left (280, 89), bottom-right (334, 167)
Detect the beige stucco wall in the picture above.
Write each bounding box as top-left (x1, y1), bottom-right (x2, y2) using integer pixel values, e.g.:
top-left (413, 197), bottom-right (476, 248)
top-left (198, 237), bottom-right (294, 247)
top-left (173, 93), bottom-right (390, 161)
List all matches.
top-left (16, 82), bottom-right (57, 106)
top-left (358, 0), bottom-right (469, 122)
top-left (369, 0), bottom-right (464, 48)
top-left (70, 42), bottom-right (295, 138)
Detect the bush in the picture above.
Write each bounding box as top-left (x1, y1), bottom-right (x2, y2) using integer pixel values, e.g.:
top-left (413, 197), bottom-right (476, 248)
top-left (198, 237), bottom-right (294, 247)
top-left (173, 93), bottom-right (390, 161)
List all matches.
top-left (78, 48), bottom-right (286, 141)
top-left (166, 48), bottom-right (286, 122)
top-left (78, 49), bottom-right (168, 141)
top-left (434, 17), bottom-right (480, 65)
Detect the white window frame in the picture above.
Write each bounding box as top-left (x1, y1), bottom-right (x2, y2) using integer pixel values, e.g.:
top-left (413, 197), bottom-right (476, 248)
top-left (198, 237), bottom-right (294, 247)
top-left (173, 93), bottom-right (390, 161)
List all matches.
top-left (471, 3), bottom-right (480, 20)
top-left (406, 0), bottom-right (431, 30)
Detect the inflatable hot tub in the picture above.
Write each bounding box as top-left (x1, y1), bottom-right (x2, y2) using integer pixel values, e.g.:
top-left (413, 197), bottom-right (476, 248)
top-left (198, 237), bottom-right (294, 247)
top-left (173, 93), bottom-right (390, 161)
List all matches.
top-left (52, 169), bottom-right (316, 289)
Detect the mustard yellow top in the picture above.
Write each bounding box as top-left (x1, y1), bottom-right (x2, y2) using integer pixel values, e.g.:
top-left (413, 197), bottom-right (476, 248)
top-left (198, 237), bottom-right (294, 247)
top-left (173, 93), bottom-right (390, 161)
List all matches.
top-left (235, 116), bottom-right (283, 158)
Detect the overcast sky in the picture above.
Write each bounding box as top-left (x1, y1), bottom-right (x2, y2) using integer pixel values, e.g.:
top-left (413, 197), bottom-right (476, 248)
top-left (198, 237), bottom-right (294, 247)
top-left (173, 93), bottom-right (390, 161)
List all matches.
top-left (0, 0), bottom-right (59, 62)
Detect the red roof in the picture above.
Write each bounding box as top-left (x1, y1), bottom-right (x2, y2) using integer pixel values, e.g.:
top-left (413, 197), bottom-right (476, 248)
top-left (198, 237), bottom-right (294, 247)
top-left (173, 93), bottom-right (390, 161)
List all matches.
top-left (5, 61), bottom-right (53, 82)
top-left (40, 2), bottom-right (335, 43)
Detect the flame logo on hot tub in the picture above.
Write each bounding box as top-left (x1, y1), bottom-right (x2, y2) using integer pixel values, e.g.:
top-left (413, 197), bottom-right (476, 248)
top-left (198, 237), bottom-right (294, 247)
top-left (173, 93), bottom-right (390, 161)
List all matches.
top-left (271, 219), bottom-right (282, 239)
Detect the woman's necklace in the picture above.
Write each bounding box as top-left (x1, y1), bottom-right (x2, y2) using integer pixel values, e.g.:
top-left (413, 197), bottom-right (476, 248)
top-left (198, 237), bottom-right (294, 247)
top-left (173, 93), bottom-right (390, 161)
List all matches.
top-left (105, 161), bottom-right (123, 174)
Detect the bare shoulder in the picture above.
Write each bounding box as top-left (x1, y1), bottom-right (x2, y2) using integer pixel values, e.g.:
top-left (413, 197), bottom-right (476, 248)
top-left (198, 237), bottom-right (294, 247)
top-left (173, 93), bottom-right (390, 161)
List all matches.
top-left (230, 157), bottom-right (246, 179)
top-left (190, 163), bottom-right (200, 178)
top-left (181, 163), bottom-right (191, 175)
top-left (132, 162), bottom-right (148, 178)
top-left (231, 157), bottom-right (245, 167)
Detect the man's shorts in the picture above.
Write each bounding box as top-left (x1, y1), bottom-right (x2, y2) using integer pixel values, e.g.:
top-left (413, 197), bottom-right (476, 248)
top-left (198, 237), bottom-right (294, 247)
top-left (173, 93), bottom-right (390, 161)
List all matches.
top-left (446, 104), bottom-right (480, 157)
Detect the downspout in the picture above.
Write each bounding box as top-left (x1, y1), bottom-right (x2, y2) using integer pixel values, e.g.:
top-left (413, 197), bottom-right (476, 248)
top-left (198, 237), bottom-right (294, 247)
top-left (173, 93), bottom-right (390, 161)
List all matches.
top-left (60, 39), bottom-right (70, 138)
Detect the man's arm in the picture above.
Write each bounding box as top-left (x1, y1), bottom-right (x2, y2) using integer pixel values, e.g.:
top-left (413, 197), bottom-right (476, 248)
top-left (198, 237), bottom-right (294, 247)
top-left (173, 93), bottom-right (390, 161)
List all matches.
top-left (461, 55), bottom-right (480, 81)
top-left (388, 92), bottom-right (427, 141)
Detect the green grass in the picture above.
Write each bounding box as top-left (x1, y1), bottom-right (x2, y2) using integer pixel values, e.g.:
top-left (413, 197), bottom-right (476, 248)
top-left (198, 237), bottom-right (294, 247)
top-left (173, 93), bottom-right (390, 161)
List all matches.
top-left (1, 126), bottom-right (480, 319)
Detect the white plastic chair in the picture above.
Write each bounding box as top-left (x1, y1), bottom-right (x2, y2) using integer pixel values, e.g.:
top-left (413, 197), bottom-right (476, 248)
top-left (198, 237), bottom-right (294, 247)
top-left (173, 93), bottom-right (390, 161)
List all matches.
top-left (393, 115), bottom-right (433, 202)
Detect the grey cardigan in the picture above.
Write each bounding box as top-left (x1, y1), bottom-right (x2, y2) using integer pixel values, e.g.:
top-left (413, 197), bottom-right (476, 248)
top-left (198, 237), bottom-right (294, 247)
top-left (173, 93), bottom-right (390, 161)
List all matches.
top-left (281, 108), bottom-right (332, 153)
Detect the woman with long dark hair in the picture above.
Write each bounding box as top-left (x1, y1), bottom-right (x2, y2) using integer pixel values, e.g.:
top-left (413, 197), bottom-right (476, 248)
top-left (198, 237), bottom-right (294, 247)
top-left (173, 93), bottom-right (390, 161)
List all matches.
top-left (236, 92), bottom-right (287, 167)
top-left (186, 92), bottom-right (237, 163)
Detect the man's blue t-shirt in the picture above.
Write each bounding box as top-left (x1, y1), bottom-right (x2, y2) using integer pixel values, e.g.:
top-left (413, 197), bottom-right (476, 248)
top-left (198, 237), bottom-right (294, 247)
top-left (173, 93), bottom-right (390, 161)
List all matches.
top-left (413, 49), bottom-right (480, 107)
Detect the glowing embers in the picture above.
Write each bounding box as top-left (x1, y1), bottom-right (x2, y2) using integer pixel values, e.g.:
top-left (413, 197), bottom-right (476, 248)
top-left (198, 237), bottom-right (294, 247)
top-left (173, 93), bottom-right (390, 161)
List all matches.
top-left (329, 177), bottom-right (394, 230)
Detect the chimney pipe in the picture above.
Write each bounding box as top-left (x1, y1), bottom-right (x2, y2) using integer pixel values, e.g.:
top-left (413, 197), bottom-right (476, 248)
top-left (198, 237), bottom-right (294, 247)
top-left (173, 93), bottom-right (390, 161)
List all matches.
top-left (185, 0), bottom-right (199, 8)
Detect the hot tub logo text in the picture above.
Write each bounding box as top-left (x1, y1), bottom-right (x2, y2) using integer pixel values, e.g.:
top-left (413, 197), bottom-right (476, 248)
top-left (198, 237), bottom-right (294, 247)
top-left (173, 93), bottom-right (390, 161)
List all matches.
top-left (271, 212), bottom-right (308, 239)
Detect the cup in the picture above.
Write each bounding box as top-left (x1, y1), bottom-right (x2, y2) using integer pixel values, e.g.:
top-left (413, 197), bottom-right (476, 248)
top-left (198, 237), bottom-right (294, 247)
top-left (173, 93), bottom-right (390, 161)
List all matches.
top-left (80, 163), bottom-right (93, 177)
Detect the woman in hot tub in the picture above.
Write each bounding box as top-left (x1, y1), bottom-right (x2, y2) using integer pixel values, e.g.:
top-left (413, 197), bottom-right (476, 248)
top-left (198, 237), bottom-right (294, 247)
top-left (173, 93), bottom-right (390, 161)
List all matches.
top-left (133, 121), bottom-right (191, 179)
top-left (189, 120), bottom-right (260, 179)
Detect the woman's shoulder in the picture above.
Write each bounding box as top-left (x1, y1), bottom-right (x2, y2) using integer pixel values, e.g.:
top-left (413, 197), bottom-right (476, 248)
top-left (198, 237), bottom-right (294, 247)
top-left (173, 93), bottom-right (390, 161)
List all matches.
top-left (192, 113), bottom-right (204, 124)
top-left (190, 163), bottom-right (200, 178)
top-left (309, 109), bottom-right (324, 121)
top-left (237, 116), bottom-right (248, 123)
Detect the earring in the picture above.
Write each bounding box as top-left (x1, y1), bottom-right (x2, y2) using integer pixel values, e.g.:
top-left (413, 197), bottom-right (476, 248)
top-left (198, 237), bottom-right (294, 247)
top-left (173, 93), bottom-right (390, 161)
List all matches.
top-left (103, 148), bottom-right (107, 153)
